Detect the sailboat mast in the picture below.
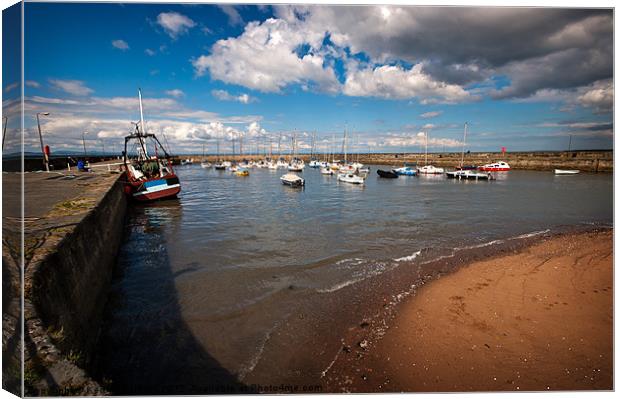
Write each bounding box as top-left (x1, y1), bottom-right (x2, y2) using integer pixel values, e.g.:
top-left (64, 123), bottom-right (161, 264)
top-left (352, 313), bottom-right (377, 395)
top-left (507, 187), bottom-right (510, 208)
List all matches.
top-left (343, 125), bottom-right (348, 164)
top-left (460, 122), bottom-right (468, 168)
top-left (425, 132), bottom-right (429, 165)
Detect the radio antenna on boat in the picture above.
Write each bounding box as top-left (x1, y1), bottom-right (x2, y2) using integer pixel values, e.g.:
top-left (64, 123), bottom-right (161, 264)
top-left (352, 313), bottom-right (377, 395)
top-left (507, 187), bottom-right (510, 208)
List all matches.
top-left (138, 88), bottom-right (146, 135)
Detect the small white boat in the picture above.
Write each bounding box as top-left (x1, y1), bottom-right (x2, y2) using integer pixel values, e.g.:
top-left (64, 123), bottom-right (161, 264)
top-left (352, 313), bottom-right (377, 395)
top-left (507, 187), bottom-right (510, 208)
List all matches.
top-left (267, 162), bottom-right (278, 170)
top-left (320, 166), bottom-right (334, 175)
top-left (280, 173), bottom-right (305, 187)
top-left (418, 165), bottom-right (445, 174)
top-left (200, 162), bottom-right (211, 168)
top-left (214, 162), bottom-right (226, 170)
top-left (479, 161), bottom-right (510, 172)
top-left (337, 173), bottom-right (364, 184)
top-left (554, 169), bottom-right (580, 175)
top-left (446, 170), bottom-right (493, 180)
top-left (350, 162), bottom-right (364, 170)
top-left (288, 161), bottom-right (304, 172)
top-left (308, 160), bottom-right (321, 168)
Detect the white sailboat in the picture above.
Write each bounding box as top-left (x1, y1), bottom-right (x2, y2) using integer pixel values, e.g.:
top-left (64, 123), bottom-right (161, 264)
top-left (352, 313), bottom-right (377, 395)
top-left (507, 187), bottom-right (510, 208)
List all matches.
top-left (288, 131), bottom-right (305, 171)
top-left (200, 143), bottom-right (211, 168)
top-left (418, 131), bottom-right (444, 174)
top-left (337, 127), bottom-right (365, 184)
top-left (337, 172), bottom-right (364, 184)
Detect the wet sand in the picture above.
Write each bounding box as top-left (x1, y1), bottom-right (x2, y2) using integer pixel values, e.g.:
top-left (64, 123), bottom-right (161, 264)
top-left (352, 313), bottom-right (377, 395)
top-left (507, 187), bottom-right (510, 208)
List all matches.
top-left (326, 230), bottom-right (613, 392)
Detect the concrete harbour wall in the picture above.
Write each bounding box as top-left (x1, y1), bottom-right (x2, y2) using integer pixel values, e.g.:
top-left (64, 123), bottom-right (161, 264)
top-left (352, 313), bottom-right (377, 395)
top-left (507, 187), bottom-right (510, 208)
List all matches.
top-left (22, 172), bottom-right (127, 395)
top-left (188, 150), bottom-right (613, 172)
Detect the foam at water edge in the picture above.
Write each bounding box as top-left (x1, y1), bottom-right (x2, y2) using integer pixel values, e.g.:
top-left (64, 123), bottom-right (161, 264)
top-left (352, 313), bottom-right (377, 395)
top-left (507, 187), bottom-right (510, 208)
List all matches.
top-left (393, 250), bottom-right (422, 262)
top-left (510, 229), bottom-right (551, 240)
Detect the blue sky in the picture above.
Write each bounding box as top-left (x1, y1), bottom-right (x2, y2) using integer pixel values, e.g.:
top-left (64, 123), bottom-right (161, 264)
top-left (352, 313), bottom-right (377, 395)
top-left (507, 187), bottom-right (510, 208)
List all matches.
top-left (3, 2), bottom-right (613, 154)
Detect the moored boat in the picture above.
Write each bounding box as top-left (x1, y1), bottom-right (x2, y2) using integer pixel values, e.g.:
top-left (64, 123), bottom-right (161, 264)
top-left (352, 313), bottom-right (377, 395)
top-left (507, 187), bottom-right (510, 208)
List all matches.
top-left (235, 168), bottom-right (249, 176)
top-left (337, 172), bottom-right (365, 184)
top-left (446, 170), bottom-right (493, 180)
top-left (418, 165), bottom-right (445, 174)
top-left (393, 166), bottom-right (418, 176)
top-left (320, 166), bottom-right (334, 175)
top-left (280, 173), bottom-right (305, 187)
top-left (377, 169), bottom-right (398, 178)
top-left (479, 161), bottom-right (510, 171)
top-left (122, 89), bottom-right (181, 202)
top-left (554, 169), bottom-right (580, 175)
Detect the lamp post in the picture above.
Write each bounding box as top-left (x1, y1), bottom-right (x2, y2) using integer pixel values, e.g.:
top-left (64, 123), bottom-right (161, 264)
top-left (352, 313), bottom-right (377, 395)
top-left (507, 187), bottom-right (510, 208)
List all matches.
top-left (82, 131), bottom-right (88, 157)
top-left (2, 116), bottom-right (7, 151)
top-left (36, 112), bottom-right (50, 171)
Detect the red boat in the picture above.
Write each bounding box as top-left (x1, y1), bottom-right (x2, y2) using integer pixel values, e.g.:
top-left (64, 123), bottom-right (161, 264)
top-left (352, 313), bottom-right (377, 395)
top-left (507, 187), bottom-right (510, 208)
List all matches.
top-left (478, 161), bottom-right (511, 172)
top-left (121, 89), bottom-right (181, 202)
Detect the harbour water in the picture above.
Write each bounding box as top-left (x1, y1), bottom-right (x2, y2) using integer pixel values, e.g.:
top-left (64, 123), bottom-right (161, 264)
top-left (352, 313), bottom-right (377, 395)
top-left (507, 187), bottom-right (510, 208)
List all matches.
top-left (96, 165), bottom-right (612, 393)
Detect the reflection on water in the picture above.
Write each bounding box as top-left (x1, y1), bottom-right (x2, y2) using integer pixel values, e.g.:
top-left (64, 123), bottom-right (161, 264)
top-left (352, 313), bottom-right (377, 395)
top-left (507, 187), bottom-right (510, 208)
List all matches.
top-left (99, 166), bottom-right (612, 392)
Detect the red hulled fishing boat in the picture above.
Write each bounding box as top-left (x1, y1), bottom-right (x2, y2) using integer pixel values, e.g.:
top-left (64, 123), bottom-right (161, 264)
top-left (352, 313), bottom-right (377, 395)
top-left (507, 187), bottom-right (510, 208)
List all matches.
top-left (121, 89), bottom-right (181, 201)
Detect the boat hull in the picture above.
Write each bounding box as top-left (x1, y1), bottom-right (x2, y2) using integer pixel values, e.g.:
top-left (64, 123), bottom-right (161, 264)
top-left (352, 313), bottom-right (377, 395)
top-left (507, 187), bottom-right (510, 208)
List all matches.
top-left (377, 169), bottom-right (398, 178)
top-left (128, 176), bottom-right (181, 202)
top-left (446, 171), bottom-right (492, 180)
top-left (554, 169), bottom-right (580, 175)
top-left (478, 167), bottom-right (510, 172)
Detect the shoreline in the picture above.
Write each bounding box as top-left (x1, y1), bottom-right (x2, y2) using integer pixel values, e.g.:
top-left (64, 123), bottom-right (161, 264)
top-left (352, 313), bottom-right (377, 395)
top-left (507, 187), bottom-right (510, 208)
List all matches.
top-left (323, 228), bottom-right (613, 392)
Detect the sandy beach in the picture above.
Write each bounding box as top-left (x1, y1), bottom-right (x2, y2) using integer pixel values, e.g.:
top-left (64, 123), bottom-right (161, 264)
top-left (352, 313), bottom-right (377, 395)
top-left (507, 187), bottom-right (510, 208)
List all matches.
top-left (326, 229), bottom-right (613, 392)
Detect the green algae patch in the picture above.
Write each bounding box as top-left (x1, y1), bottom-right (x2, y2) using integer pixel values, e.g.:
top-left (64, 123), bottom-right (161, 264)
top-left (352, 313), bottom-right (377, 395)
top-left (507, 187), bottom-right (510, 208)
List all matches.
top-left (48, 198), bottom-right (96, 217)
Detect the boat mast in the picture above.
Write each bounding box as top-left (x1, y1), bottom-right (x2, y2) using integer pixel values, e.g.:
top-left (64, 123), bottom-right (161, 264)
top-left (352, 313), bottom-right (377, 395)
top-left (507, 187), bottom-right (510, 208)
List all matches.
top-left (460, 122), bottom-right (468, 168)
top-left (137, 88), bottom-right (149, 159)
top-left (425, 131), bottom-right (428, 165)
top-left (232, 134), bottom-right (235, 161)
top-left (343, 125), bottom-right (348, 164)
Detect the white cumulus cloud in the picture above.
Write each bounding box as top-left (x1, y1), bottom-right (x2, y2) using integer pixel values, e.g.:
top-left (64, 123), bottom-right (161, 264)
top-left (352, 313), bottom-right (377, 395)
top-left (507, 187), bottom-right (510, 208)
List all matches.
top-left (157, 11), bottom-right (196, 39)
top-left (343, 63), bottom-right (474, 103)
top-left (420, 111), bottom-right (442, 119)
top-left (211, 89), bottom-right (256, 104)
top-left (48, 79), bottom-right (94, 96)
top-left (192, 18), bottom-right (339, 94)
top-left (165, 89), bottom-right (185, 98)
top-left (112, 39), bottom-right (129, 50)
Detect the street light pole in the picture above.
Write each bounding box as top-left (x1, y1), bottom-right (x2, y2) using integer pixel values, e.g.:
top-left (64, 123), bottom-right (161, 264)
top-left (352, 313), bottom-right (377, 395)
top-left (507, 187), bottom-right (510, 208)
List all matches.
top-left (82, 131), bottom-right (88, 157)
top-left (36, 112), bottom-right (50, 171)
top-left (2, 116), bottom-right (7, 151)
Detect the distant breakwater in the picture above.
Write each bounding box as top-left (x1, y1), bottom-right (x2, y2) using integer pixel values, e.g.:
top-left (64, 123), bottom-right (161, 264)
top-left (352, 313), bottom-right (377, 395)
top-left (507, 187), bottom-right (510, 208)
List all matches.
top-left (177, 150), bottom-right (612, 172)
